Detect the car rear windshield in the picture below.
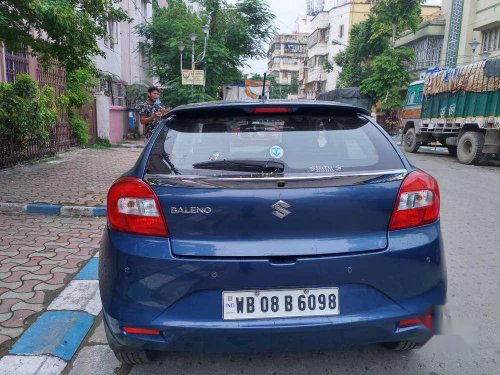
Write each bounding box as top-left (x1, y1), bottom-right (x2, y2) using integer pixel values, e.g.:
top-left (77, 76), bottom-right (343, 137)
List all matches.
top-left (145, 109), bottom-right (404, 177)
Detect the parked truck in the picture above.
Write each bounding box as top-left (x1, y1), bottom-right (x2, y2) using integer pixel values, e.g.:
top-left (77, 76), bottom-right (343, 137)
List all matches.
top-left (401, 58), bottom-right (500, 165)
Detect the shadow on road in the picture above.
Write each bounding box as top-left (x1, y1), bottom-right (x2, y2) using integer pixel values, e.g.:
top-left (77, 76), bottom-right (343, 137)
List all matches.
top-left (129, 335), bottom-right (489, 375)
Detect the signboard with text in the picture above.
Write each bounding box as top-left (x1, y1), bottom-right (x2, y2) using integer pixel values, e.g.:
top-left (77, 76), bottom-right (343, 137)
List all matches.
top-left (182, 70), bottom-right (205, 85)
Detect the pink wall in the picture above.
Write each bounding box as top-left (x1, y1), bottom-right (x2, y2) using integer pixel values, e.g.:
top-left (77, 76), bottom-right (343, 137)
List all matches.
top-left (109, 107), bottom-right (128, 143)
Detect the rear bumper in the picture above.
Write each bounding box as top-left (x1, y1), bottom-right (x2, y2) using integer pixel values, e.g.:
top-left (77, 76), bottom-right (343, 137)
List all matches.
top-left (99, 222), bottom-right (446, 352)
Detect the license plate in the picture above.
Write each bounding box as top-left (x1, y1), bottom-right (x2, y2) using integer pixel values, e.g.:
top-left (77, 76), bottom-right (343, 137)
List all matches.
top-left (222, 287), bottom-right (339, 320)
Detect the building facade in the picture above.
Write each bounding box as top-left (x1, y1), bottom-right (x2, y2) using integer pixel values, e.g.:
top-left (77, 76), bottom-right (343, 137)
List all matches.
top-left (92, 0), bottom-right (154, 143)
top-left (442, 0), bottom-right (499, 67)
top-left (267, 34), bottom-right (308, 85)
top-left (397, 0), bottom-right (499, 78)
top-left (300, 1), bottom-right (372, 99)
top-left (395, 6), bottom-right (444, 79)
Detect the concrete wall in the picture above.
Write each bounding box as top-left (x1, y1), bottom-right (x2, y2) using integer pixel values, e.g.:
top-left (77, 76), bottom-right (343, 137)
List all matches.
top-left (109, 107), bottom-right (129, 143)
top-left (96, 94), bottom-right (111, 140)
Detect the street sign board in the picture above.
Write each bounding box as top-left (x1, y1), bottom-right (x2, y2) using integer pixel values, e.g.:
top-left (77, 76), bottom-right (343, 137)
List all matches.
top-left (182, 70), bottom-right (205, 85)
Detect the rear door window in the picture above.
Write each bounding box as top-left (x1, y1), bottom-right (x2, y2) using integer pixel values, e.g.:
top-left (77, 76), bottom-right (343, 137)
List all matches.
top-left (145, 110), bottom-right (404, 177)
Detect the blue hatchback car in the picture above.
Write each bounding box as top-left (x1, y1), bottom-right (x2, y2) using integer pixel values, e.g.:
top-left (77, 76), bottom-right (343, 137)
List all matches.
top-left (99, 101), bottom-right (446, 364)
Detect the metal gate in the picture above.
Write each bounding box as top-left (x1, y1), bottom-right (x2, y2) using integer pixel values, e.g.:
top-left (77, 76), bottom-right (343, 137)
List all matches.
top-left (78, 99), bottom-right (98, 143)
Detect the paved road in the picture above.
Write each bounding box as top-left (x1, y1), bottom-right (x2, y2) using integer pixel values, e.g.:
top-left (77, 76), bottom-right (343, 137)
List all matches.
top-left (70, 150), bottom-right (500, 375)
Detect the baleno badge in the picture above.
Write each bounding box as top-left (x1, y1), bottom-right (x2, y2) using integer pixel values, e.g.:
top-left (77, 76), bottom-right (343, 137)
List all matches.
top-left (272, 200), bottom-right (291, 219)
top-left (171, 207), bottom-right (212, 214)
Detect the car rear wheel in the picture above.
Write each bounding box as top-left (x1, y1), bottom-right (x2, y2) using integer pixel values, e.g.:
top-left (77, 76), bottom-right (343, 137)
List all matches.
top-left (113, 349), bottom-right (155, 364)
top-left (404, 128), bottom-right (420, 153)
top-left (382, 341), bottom-right (419, 351)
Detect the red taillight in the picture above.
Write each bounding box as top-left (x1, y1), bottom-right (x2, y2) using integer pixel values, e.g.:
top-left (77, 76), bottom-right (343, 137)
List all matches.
top-left (123, 326), bottom-right (161, 335)
top-left (250, 107), bottom-right (293, 114)
top-left (389, 170), bottom-right (440, 231)
top-left (107, 177), bottom-right (168, 237)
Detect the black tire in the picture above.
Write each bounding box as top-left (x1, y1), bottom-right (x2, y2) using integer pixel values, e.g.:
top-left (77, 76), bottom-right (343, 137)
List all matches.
top-left (447, 146), bottom-right (457, 157)
top-left (382, 341), bottom-right (419, 351)
top-left (113, 349), bottom-right (155, 364)
top-left (457, 131), bottom-right (486, 165)
top-left (404, 128), bottom-right (420, 153)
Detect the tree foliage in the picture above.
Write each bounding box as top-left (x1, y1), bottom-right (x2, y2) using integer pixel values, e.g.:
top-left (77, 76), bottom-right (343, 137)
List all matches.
top-left (138, 0), bottom-right (276, 106)
top-left (63, 68), bottom-right (99, 144)
top-left (335, 0), bottom-right (423, 110)
top-left (0, 0), bottom-right (129, 71)
top-left (0, 74), bottom-right (58, 143)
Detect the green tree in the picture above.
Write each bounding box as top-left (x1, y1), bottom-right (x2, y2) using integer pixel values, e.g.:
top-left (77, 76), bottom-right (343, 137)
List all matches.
top-left (0, 1), bottom-right (129, 71)
top-left (138, 0), bottom-right (275, 106)
top-left (334, 18), bottom-right (386, 87)
top-left (268, 75), bottom-right (298, 99)
top-left (63, 68), bottom-right (99, 144)
top-left (0, 74), bottom-right (58, 144)
top-left (335, 0), bottom-right (423, 110)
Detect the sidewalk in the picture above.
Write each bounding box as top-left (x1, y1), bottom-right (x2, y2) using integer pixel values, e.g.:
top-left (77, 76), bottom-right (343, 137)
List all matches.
top-left (0, 214), bottom-right (104, 349)
top-left (0, 147), bottom-right (142, 208)
top-left (0, 145), bottom-right (143, 372)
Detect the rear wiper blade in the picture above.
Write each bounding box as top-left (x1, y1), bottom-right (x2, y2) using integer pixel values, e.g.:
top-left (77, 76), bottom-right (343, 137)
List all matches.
top-left (193, 159), bottom-right (285, 173)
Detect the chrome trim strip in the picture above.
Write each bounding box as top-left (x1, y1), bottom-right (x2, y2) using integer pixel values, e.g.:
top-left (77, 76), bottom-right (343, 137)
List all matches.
top-left (145, 169), bottom-right (408, 189)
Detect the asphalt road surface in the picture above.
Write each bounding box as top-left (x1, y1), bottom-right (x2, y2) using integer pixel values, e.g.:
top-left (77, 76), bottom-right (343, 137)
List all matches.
top-left (73, 149), bottom-right (500, 375)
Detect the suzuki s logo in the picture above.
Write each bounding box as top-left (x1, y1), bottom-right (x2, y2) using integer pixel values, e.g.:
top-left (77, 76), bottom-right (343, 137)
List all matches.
top-left (272, 200), bottom-right (291, 219)
top-left (171, 207), bottom-right (212, 214)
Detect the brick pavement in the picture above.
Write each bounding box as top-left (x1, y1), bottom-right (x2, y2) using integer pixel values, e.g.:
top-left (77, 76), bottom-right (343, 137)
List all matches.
top-left (0, 147), bottom-right (142, 206)
top-left (0, 213), bottom-right (105, 350)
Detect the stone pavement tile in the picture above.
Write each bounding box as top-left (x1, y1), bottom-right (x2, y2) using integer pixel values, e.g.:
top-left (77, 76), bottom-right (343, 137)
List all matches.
top-left (0, 354), bottom-right (66, 375)
top-left (68, 345), bottom-right (121, 375)
top-left (0, 147), bottom-right (140, 206)
top-left (47, 280), bottom-right (101, 316)
top-left (0, 214), bottom-right (105, 348)
top-left (88, 320), bottom-right (107, 344)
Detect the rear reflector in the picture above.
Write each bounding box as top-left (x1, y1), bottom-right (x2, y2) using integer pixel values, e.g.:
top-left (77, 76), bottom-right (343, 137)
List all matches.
top-left (389, 170), bottom-right (440, 231)
top-left (398, 311), bottom-right (433, 332)
top-left (107, 177), bottom-right (168, 237)
top-left (250, 107), bottom-right (293, 114)
top-left (123, 327), bottom-right (161, 335)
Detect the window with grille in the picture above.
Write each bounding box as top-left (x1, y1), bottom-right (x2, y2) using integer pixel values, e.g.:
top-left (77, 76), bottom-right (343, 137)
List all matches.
top-left (105, 19), bottom-right (118, 49)
top-left (4, 46), bottom-right (29, 83)
top-left (111, 81), bottom-right (127, 107)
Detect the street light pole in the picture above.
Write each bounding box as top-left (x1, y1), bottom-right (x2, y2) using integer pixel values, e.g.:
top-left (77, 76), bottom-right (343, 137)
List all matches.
top-left (189, 32), bottom-right (197, 95)
top-left (469, 38), bottom-right (480, 63)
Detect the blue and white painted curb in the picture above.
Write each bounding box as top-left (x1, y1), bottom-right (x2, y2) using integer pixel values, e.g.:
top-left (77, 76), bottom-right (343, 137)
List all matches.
top-left (0, 253), bottom-right (101, 374)
top-left (0, 203), bottom-right (107, 217)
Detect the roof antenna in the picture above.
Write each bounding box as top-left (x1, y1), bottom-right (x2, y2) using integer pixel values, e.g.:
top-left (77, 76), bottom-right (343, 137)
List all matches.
top-left (261, 73), bottom-right (267, 101)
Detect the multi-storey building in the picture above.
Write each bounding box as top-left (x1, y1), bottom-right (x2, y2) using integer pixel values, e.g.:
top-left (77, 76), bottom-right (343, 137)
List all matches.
top-left (303, 11), bottom-right (330, 98)
top-left (300, 1), bottom-right (372, 99)
top-left (267, 34), bottom-right (308, 85)
top-left (396, 0), bottom-right (499, 78)
top-left (92, 0), bottom-right (154, 143)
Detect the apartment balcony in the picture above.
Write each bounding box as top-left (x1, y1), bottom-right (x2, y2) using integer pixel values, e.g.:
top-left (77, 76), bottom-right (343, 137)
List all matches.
top-left (305, 66), bottom-right (326, 84)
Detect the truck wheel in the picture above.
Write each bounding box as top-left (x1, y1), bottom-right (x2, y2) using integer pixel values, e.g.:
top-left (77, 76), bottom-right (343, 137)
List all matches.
top-left (457, 131), bottom-right (486, 165)
top-left (404, 128), bottom-right (420, 153)
top-left (447, 146), bottom-right (457, 157)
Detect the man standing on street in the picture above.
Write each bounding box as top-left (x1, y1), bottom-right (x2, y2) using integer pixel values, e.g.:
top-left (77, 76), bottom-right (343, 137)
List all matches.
top-left (137, 86), bottom-right (169, 140)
